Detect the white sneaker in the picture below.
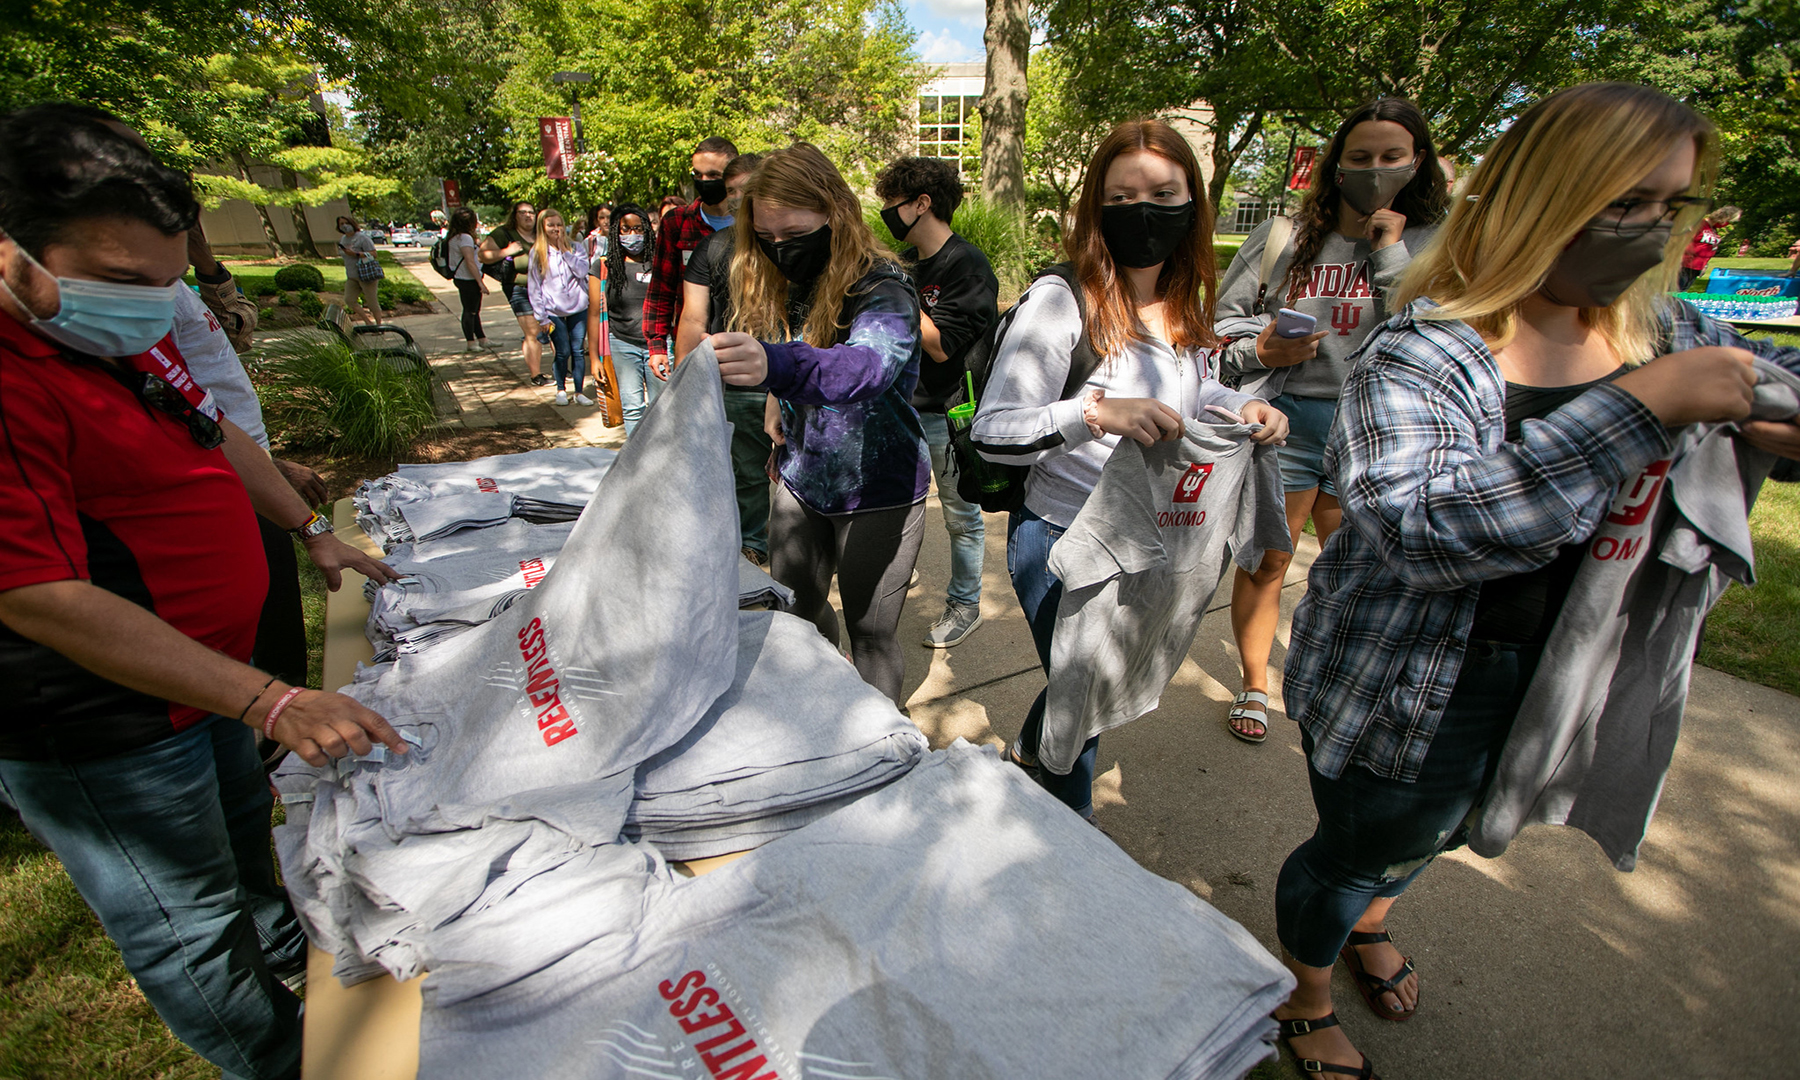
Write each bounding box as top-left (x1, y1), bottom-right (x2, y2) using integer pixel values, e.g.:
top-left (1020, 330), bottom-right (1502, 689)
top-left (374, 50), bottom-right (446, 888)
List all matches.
top-left (923, 600), bottom-right (982, 648)
top-left (554, 390), bottom-right (569, 406)
top-left (575, 394), bottom-right (595, 406)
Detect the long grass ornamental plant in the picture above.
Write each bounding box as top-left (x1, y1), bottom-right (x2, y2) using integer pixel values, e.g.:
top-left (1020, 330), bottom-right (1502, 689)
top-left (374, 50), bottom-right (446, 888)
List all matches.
top-left (252, 330), bottom-right (438, 458)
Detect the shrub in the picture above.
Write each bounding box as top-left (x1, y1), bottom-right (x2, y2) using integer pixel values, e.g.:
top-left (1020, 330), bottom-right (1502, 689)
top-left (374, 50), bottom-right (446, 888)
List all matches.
top-left (866, 198), bottom-right (1040, 301)
top-left (252, 330), bottom-right (437, 456)
top-left (295, 290), bottom-right (325, 317)
top-left (252, 281), bottom-right (281, 298)
top-left (279, 291), bottom-right (295, 307)
top-left (257, 306), bottom-right (275, 322)
top-left (273, 263), bottom-right (326, 291)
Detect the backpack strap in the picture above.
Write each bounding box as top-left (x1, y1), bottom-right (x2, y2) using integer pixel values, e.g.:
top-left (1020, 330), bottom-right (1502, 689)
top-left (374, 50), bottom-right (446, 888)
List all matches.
top-left (1033, 263), bottom-right (1103, 399)
top-left (1253, 215), bottom-right (1294, 314)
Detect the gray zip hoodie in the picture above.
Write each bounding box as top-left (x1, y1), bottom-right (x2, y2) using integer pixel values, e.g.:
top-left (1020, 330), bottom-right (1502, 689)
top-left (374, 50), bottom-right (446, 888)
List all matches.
top-left (1215, 216), bottom-right (1435, 399)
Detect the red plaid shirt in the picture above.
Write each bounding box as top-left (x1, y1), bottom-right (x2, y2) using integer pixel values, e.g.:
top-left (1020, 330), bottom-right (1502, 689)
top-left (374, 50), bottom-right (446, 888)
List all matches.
top-left (643, 198), bottom-right (719, 355)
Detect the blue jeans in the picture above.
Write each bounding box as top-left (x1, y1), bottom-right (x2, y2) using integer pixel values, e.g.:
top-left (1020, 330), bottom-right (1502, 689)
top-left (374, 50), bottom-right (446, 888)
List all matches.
top-left (548, 310), bottom-right (588, 393)
top-left (0, 715), bottom-right (304, 1080)
top-left (1006, 507), bottom-right (1099, 817)
top-left (611, 338), bottom-right (661, 435)
top-left (918, 411), bottom-right (984, 606)
top-left (1274, 640), bottom-right (1544, 967)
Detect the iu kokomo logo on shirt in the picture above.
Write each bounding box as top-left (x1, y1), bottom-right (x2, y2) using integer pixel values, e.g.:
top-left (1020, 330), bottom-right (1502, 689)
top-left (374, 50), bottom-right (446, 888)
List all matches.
top-left (1157, 462), bottom-right (1213, 528)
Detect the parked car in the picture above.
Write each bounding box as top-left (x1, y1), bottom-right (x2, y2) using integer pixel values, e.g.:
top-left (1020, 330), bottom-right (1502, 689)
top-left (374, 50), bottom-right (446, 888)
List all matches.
top-left (367, 227), bottom-right (390, 244)
top-left (391, 227), bottom-right (425, 247)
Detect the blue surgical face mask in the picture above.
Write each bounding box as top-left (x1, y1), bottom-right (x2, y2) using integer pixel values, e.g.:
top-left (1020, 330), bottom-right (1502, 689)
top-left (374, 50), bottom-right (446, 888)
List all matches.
top-left (1, 245), bottom-right (180, 357)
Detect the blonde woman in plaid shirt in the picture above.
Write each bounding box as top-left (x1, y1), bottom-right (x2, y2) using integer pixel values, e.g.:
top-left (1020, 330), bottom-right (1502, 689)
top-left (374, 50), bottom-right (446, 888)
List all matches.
top-left (1270, 82), bottom-right (1800, 1079)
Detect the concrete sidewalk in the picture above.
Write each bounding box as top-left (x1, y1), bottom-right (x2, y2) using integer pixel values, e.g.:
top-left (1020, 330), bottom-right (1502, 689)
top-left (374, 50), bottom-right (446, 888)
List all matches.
top-left (386, 246), bottom-right (1797, 1079)
top-left (384, 247), bottom-right (623, 449)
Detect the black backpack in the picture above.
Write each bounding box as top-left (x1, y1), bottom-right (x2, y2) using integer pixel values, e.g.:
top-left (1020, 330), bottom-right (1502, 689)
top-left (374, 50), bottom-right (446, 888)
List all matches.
top-left (944, 263), bottom-right (1101, 514)
top-left (428, 235), bottom-right (456, 280)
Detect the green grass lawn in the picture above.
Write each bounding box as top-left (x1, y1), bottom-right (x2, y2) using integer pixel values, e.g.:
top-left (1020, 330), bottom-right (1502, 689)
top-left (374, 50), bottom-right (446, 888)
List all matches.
top-left (1698, 466), bottom-right (1800, 696)
top-left (184, 253), bottom-right (434, 306)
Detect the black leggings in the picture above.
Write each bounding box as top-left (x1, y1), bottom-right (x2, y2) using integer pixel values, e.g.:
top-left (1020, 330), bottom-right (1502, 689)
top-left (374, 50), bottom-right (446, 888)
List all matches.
top-left (453, 278), bottom-right (486, 341)
top-left (768, 484), bottom-right (925, 706)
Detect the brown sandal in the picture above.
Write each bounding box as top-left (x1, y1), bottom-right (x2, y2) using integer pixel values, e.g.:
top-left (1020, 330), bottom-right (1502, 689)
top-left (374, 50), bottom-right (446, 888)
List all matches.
top-left (1339, 930), bottom-right (1417, 1022)
top-left (1277, 1013), bottom-right (1378, 1078)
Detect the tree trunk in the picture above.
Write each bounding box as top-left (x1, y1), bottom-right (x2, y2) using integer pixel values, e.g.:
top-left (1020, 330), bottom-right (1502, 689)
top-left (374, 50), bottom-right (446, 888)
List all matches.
top-left (1205, 109), bottom-right (1265, 217)
top-left (233, 153), bottom-right (284, 258)
top-left (980, 0), bottom-right (1029, 209)
top-left (281, 168), bottom-right (324, 259)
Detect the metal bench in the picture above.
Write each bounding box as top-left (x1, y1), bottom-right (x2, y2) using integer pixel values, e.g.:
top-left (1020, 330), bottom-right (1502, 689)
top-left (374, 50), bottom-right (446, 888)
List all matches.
top-left (316, 304), bottom-right (428, 379)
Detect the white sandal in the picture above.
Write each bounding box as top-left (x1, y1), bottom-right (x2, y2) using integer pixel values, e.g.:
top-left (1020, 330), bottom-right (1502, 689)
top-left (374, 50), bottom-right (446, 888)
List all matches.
top-left (1228, 690), bottom-right (1270, 744)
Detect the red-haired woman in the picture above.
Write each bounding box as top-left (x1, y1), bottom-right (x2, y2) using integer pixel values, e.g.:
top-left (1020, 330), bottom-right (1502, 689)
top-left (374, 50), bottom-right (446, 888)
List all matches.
top-left (970, 120), bottom-right (1290, 822)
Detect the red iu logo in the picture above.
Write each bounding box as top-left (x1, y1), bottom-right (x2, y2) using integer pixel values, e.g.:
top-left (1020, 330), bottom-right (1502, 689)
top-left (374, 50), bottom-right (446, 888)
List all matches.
top-left (1173, 462), bottom-right (1213, 503)
top-left (1605, 460), bottom-right (1670, 526)
top-left (1329, 302), bottom-right (1362, 336)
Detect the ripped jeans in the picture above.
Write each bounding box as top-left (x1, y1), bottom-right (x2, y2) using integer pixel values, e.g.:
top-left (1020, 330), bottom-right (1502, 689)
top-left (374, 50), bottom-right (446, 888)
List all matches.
top-left (1274, 640), bottom-right (1544, 968)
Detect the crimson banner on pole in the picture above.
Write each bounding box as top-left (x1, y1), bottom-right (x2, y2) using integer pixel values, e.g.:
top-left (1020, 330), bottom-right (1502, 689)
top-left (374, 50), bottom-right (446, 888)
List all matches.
top-left (441, 178), bottom-right (463, 209)
top-left (539, 117), bottom-right (574, 180)
top-left (1287, 146), bottom-right (1317, 191)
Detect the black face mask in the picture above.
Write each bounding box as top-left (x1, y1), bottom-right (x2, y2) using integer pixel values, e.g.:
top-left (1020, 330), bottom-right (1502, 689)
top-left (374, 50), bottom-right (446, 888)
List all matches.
top-left (758, 224), bottom-right (833, 283)
top-left (695, 176), bottom-right (728, 206)
top-left (881, 202), bottom-right (919, 242)
top-left (1099, 200), bottom-right (1195, 269)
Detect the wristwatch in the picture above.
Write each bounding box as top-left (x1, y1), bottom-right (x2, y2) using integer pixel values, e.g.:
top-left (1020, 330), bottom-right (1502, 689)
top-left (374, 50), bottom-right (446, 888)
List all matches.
top-left (291, 511), bottom-right (334, 540)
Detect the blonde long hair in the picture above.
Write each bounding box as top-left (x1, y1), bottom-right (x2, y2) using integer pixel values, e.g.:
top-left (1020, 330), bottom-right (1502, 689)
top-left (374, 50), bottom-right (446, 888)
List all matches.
top-left (727, 143), bottom-right (897, 347)
top-left (531, 209), bottom-right (571, 274)
top-left (1393, 83), bottom-right (1716, 364)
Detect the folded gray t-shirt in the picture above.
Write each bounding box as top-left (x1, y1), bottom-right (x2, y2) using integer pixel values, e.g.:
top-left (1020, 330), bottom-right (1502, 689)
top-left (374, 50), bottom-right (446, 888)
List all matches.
top-left (1041, 420), bottom-right (1287, 774)
top-left (419, 741), bottom-right (1293, 1079)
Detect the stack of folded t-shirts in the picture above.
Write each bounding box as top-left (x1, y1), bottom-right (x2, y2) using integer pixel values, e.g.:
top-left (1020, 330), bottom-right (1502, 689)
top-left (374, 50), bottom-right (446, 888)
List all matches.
top-left (416, 741), bottom-right (1294, 1080)
top-left (353, 446), bottom-right (616, 551)
top-left (625, 609), bottom-right (926, 860)
top-left (736, 557), bottom-right (795, 610)
top-left (279, 351), bottom-right (744, 984)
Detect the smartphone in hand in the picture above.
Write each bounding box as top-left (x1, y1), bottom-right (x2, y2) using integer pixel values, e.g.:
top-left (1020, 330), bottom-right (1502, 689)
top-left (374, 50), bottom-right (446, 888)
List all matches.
top-left (1275, 308), bottom-right (1317, 338)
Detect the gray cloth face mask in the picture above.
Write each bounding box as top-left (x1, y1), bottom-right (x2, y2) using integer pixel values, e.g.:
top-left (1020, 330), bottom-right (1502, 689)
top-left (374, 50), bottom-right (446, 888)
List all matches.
top-left (1540, 219), bottom-right (1675, 308)
top-left (1336, 160), bottom-right (1418, 216)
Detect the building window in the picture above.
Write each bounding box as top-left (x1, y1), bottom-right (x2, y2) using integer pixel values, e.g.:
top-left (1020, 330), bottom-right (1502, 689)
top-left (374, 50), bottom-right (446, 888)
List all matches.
top-left (1227, 196), bottom-right (1272, 235)
top-left (918, 94), bottom-right (983, 176)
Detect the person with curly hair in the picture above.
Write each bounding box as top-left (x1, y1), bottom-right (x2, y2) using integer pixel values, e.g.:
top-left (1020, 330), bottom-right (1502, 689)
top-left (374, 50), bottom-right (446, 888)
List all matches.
top-left (1213, 99), bottom-right (1449, 746)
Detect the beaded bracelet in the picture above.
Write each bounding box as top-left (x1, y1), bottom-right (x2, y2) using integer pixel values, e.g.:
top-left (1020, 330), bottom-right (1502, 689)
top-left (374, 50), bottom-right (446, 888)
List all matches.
top-left (236, 674), bottom-right (279, 724)
top-left (262, 687), bottom-right (305, 739)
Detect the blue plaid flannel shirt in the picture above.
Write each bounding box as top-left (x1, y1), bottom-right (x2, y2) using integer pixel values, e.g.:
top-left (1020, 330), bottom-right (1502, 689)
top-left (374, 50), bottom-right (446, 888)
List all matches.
top-left (1284, 297), bottom-right (1800, 783)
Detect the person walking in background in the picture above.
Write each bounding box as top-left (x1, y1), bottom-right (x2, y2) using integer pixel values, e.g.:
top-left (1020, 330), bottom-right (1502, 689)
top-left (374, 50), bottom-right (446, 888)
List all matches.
top-left (583, 204), bottom-right (612, 259)
top-left (644, 136), bottom-right (739, 380)
top-left (587, 204), bottom-right (657, 430)
top-left (479, 201), bottom-right (550, 386)
top-left (1679, 205), bottom-right (1740, 290)
top-left (445, 207), bottom-right (492, 353)
top-left (971, 120), bottom-right (1288, 824)
top-left (1269, 82), bottom-right (1800, 1080)
top-left (875, 155), bottom-right (999, 648)
top-left (675, 152), bottom-right (773, 564)
top-left (335, 215), bottom-right (383, 325)
top-left (1213, 98), bottom-right (1448, 745)
top-left (527, 209), bottom-right (592, 407)
top-left (711, 143), bottom-right (930, 706)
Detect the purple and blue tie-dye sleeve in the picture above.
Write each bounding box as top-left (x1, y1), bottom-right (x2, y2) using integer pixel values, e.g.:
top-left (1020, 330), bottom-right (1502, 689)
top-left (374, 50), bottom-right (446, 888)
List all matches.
top-left (759, 283), bottom-right (919, 405)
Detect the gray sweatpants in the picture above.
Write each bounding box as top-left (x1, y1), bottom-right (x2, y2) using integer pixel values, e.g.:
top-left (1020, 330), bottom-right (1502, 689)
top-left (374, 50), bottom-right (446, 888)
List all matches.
top-left (768, 484), bottom-right (924, 705)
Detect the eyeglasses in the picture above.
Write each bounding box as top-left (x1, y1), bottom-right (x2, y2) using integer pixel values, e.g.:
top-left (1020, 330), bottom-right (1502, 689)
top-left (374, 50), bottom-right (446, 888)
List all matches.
top-left (137, 373), bottom-right (225, 449)
top-left (1595, 196), bottom-right (1713, 238)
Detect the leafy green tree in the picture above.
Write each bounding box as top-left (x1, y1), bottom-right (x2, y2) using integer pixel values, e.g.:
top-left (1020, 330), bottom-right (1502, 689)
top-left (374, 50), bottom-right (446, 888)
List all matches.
top-left (487, 0), bottom-right (927, 207)
top-left (1023, 46), bottom-right (1110, 229)
top-left (1587, 0), bottom-right (1800, 251)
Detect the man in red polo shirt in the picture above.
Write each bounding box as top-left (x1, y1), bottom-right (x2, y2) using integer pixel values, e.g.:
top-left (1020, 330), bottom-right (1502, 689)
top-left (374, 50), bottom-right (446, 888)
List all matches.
top-left (0, 106), bottom-right (405, 1080)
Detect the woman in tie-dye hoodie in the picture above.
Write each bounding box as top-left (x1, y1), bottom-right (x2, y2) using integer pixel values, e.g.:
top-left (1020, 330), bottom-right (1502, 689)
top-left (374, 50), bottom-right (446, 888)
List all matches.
top-left (709, 142), bottom-right (930, 707)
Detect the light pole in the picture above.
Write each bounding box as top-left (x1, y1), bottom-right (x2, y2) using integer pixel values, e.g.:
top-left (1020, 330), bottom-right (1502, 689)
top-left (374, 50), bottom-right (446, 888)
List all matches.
top-left (551, 72), bottom-right (593, 156)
